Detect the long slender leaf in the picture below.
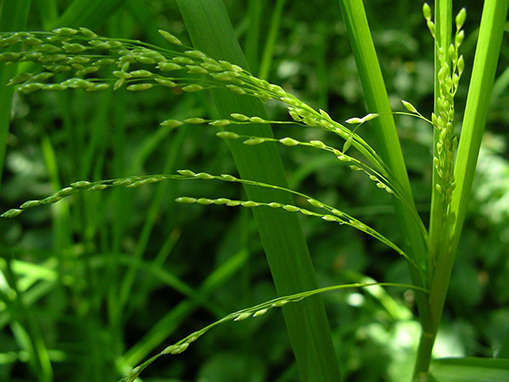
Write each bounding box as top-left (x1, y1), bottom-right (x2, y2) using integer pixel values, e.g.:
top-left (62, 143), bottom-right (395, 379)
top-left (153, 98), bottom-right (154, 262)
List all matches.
top-left (449, 0), bottom-right (509, 259)
top-left (176, 1), bottom-right (342, 381)
top-left (335, 1), bottom-right (434, 375)
top-left (335, 0), bottom-right (428, 278)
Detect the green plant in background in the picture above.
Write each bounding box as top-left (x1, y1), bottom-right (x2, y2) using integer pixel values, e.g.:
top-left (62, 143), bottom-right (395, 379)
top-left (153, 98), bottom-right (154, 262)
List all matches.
top-left (1, 0), bottom-right (508, 381)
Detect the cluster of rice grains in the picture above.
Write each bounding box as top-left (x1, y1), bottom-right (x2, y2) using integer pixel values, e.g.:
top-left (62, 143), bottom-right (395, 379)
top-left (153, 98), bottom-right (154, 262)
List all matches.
top-left (423, 4), bottom-right (466, 207)
top-left (0, 26), bottom-right (404, 218)
top-left (0, 24), bottom-right (435, 382)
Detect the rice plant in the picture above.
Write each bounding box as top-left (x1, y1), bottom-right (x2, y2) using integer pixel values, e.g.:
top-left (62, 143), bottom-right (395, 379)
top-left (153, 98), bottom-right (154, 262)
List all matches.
top-left (1, 0), bottom-right (508, 381)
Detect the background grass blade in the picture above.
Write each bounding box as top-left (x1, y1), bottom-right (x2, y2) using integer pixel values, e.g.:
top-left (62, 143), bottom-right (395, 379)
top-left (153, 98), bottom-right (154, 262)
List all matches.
top-left (258, 0), bottom-right (287, 80)
top-left (0, 0), bottom-right (31, 186)
top-left (176, 1), bottom-right (342, 381)
top-left (430, 358), bottom-right (509, 382)
top-left (52, 0), bottom-right (126, 30)
top-left (0, 3), bottom-right (55, 381)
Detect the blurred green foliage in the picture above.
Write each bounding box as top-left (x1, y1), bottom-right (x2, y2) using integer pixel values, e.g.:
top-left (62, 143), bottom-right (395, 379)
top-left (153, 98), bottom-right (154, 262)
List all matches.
top-left (1, 0), bottom-right (508, 381)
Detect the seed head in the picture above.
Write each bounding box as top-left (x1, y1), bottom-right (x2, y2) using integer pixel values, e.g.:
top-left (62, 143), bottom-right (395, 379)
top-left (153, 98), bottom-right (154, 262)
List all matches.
top-left (209, 120), bottom-right (231, 127)
top-left (130, 69), bottom-right (153, 77)
top-left (299, 208), bottom-right (314, 216)
top-left (225, 85), bottom-right (246, 94)
top-left (77, 66), bottom-right (100, 76)
top-left (177, 170), bottom-right (197, 177)
top-left (158, 30), bottom-right (183, 46)
top-left (249, 116), bottom-right (265, 124)
top-left (279, 137), bottom-right (299, 146)
top-left (186, 65), bottom-right (208, 74)
top-left (201, 63), bottom-right (223, 71)
top-left (234, 312), bottom-right (252, 321)
top-left (343, 136), bottom-right (353, 153)
top-left (322, 215), bottom-right (340, 222)
top-left (20, 200), bottom-right (41, 209)
top-left (56, 187), bottom-right (74, 197)
top-left (160, 119), bottom-right (184, 128)
top-left (455, 30), bottom-right (464, 47)
top-left (457, 56), bottom-right (465, 75)
top-left (220, 174), bottom-right (238, 181)
top-left (183, 118), bottom-right (206, 124)
top-left (65, 79), bottom-right (94, 89)
top-left (1, 209), bottom-right (22, 218)
top-left (230, 113), bottom-right (249, 121)
top-left (184, 50), bottom-right (207, 59)
top-left (24, 37), bottom-right (43, 45)
top-left (253, 309), bottom-right (268, 317)
top-left (307, 199), bottom-right (324, 208)
top-left (79, 27), bottom-right (98, 38)
top-left (216, 131), bottom-right (240, 139)
top-left (280, 97), bottom-right (299, 107)
top-left (86, 84), bottom-right (110, 92)
top-left (361, 113), bottom-right (379, 122)
top-left (345, 117), bottom-right (363, 124)
top-left (181, 84), bottom-right (203, 92)
top-left (455, 8), bottom-right (466, 30)
top-left (43, 84), bottom-right (68, 91)
top-left (242, 201), bottom-right (259, 208)
top-left (8, 73), bottom-right (34, 86)
top-left (270, 84), bottom-right (286, 97)
top-left (422, 3), bottom-right (432, 21)
top-left (71, 180), bottom-right (91, 188)
top-left (52, 27), bottom-right (78, 36)
top-left (283, 205), bottom-right (300, 212)
top-left (90, 184), bottom-right (108, 191)
top-left (41, 195), bottom-right (62, 204)
top-left (426, 20), bottom-right (436, 37)
top-left (175, 197), bottom-right (197, 204)
top-left (62, 42), bottom-right (87, 53)
top-left (243, 138), bottom-right (265, 145)
top-left (157, 62), bottom-right (182, 71)
top-left (170, 343), bottom-right (189, 354)
top-left (310, 140), bottom-right (326, 148)
top-left (0, 52), bottom-right (21, 62)
top-left (173, 57), bottom-right (194, 65)
top-left (402, 100), bottom-right (418, 113)
top-left (196, 172), bottom-right (214, 180)
top-left (126, 83), bottom-right (153, 91)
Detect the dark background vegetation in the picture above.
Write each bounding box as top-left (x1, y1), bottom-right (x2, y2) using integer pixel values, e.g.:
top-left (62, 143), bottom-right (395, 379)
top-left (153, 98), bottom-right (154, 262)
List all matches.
top-left (1, 0), bottom-right (508, 381)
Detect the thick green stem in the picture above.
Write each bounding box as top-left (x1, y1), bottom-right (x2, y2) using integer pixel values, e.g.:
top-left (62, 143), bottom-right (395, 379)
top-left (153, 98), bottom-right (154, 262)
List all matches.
top-left (422, 0), bottom-right (509, 379)
top-left (428, 0), bottom-right (452, 276)
top-left (428, 0), bottom-right (509, 350)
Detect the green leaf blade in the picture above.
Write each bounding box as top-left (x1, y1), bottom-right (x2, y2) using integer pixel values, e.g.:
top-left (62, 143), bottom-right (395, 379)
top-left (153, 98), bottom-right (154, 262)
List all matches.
top-left (176, 1), bottom-right (342, 381)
